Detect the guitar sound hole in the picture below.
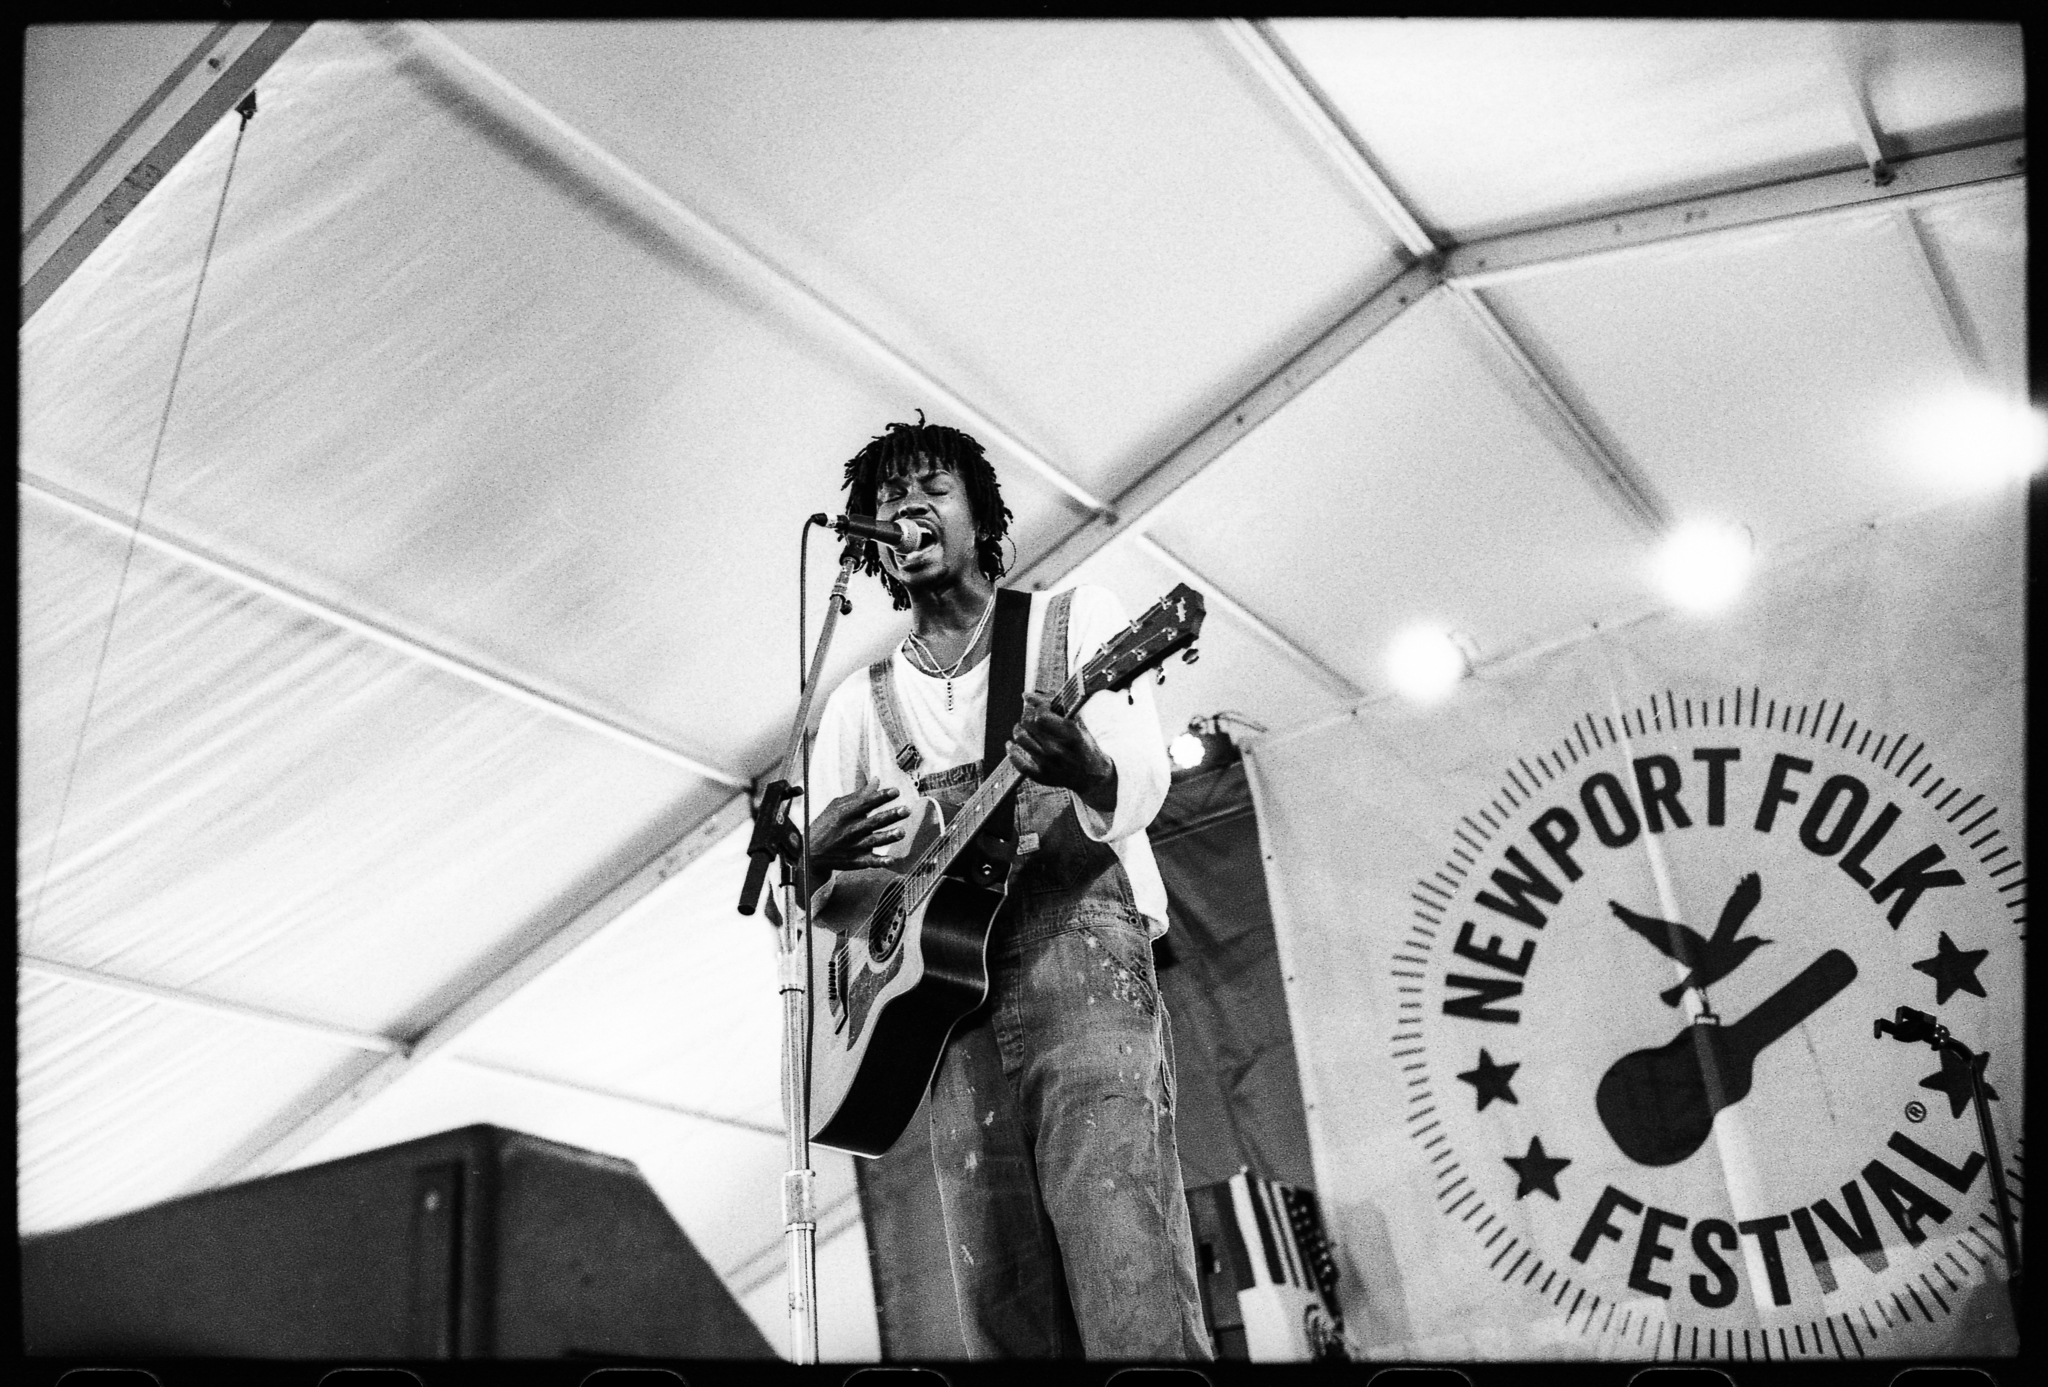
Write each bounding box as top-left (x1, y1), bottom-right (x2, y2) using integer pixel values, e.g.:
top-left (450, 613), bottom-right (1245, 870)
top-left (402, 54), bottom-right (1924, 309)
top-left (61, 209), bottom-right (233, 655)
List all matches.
top-left (869, 915), bottom-right (902, 962)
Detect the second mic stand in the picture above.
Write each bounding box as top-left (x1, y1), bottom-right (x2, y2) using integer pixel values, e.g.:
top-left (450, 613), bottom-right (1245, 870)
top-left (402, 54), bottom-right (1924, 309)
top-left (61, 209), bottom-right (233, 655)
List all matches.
top-left (736, 533), bottom-right (862, 1363)
top-left (1873, 1005), bottom-right (2021, 1321)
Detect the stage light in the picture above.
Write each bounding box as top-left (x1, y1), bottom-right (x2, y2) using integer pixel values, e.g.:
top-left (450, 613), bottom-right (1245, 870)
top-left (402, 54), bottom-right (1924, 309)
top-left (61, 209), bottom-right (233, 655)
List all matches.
top-left (1387, 624), bottom-right (1473, 704)
top-left (1652, 519), bottom-right (1753, 615)
top-left (1895, 387), bottom-right (2047, 491)
top-left (1169, 713), bottom-right (1265, 775)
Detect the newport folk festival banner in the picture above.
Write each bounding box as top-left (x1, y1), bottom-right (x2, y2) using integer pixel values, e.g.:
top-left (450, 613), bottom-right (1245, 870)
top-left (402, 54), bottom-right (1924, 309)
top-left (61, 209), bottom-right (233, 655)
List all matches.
top-left (1243, 494), bottom-right (2022, 1363)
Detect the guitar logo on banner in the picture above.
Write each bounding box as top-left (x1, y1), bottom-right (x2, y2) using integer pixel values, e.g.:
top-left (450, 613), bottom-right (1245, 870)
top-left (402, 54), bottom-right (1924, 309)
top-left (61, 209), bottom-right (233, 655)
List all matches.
top-left (1396, 687), bottom-right (2020, 1361)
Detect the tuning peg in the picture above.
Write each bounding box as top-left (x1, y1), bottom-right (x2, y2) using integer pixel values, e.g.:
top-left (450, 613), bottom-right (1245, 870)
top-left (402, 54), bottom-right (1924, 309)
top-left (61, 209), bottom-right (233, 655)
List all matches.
top-left (1181, 648), bottom-right (1199, 664)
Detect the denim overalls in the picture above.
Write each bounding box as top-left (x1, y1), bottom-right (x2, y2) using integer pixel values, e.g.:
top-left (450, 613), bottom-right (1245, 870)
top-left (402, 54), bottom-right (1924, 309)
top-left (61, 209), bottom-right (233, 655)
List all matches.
top-left (864, 588), bottom-right (1211, 1360)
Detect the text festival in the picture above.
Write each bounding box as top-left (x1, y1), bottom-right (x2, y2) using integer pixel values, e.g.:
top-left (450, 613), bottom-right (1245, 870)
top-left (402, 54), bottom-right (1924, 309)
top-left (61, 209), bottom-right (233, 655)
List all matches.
top-left (1439, 747), bottom-right (1981, 1314)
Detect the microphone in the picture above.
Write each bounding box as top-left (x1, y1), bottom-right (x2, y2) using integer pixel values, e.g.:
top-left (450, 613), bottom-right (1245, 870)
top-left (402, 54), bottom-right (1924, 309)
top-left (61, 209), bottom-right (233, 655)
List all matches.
top-left (821, 512), bottom-right (933, 552)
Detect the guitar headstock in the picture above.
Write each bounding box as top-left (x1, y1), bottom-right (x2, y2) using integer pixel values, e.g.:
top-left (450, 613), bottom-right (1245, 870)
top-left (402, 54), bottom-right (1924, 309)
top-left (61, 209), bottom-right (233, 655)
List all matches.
top-left (1077, 584), bottom-right (1207, 701)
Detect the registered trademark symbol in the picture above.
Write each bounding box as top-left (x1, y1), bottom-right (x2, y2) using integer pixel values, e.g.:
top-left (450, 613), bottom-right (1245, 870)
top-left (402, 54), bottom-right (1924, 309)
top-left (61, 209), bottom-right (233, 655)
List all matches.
top-left (1904, 1100), bottom-right (1928, 1123)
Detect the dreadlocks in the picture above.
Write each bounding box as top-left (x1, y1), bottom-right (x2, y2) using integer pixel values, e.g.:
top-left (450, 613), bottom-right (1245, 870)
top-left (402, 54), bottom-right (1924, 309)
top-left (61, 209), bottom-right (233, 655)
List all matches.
top-left (841, 411), bottom-right (1013, 610)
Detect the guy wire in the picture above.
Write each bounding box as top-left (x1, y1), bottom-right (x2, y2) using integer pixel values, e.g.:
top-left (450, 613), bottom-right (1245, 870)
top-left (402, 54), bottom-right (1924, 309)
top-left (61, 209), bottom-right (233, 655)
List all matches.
top-left (25, 96), bottom-right (260, 934)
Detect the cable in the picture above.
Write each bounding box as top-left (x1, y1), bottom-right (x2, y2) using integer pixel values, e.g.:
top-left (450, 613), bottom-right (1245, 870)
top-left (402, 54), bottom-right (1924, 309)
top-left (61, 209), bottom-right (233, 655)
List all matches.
top-left (794, 513), bottom-right (840, 1144)
top-left (798, 518), bottom-right (816, 1132)
top-left (25, 95), bottom-right (260, 934)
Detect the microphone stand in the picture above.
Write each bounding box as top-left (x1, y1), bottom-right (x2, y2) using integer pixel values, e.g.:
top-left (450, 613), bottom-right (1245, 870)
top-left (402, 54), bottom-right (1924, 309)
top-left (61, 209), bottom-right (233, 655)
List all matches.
top-left (738, 527), bottom-right (863, 1364)
top-left (1872, 1005), bottom-right (2021, 1321)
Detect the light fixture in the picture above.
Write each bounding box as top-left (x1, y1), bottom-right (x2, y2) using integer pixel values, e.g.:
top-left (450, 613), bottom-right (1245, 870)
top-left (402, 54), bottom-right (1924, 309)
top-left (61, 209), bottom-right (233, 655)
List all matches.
top-left (1652, 518), bottom-right (1753, 616)
top-left (1894, 387), bottom-right (2047, 492)
top-left (1387, 623), bottom-right (1474, 704)
top-left (1168, 728), bottom-right (1210, 770)
top-left (1169, 712), bottom-right (1266, 775)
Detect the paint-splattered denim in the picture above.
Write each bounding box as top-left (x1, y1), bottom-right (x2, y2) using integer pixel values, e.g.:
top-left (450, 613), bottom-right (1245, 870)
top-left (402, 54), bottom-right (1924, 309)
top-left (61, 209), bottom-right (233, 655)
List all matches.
top-left (926, 876), bottom-right (1213, 1360)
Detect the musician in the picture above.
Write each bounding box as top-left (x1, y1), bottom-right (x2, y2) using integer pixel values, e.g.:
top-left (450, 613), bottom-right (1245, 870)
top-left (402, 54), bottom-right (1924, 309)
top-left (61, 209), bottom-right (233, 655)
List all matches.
top-left (803, 415), bottom-right (1211, 1360)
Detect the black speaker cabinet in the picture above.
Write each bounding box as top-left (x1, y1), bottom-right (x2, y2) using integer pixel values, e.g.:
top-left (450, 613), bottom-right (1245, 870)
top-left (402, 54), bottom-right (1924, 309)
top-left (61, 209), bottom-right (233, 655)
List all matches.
top-left (20, 1124), bottom-right (773, 1359)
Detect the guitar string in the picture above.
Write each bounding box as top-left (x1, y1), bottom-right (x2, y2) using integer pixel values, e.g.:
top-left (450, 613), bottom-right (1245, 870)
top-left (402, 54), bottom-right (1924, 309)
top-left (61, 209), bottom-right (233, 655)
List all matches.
top-left (862, 662), bottom-right (1091, 934)
top-left (856, 622), bottom-right (1175, 936)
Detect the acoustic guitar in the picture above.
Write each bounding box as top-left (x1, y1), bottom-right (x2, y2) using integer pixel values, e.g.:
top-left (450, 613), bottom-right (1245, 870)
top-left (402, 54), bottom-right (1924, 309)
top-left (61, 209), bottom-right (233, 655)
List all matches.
top-left (1595, 947), bottom-right (1859, 1167)
top-left (806, 584), bottom-right (1206, 1157)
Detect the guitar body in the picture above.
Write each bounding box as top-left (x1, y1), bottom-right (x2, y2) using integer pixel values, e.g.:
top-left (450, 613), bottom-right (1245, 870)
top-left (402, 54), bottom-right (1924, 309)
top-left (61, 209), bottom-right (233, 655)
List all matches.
top-left (798, 581), bottom-right (1209, 1159)
top-left (808, 798), bottom-right (1013, 1157)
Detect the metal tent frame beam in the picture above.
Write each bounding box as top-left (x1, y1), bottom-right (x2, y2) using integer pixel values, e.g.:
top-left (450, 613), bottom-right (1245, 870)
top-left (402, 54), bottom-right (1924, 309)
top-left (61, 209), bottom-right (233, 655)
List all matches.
top-left (1013, 257), bottom-right (1440, 592)
top-left (390, 19), bottom-right (1352, 732)
top-left (20, 473), bottom-right (749, 789)
top-left (1220, 19), bottom-right (1671, 537)
top-left (1024, 32), bottom-right (2023, 587)
top-left (1127, 535), bottom-right (1363, 701)
top-left (191, 794), bottom-right (752, 1188)
top-left (1023, 134), bottom-right (2023, 580)
top-left (384, 20), bottom-right (1110, 525)
top-left (448, 1054), bottom-right (785, 1139)
top-left (22, 22), bottom-right (310, 325)
top-left (21, 955), bottom-right (407, 1055)
top-left (1442, 138), bottom-right (2024, 290)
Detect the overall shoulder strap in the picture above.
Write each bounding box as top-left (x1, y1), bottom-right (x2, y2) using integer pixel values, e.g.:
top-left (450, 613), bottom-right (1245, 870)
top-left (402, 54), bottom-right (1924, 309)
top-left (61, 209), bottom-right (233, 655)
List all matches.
top-left (867, 658), bottom-right (922, 774)
top-left (1035, 587), bottom-right (1075, 695)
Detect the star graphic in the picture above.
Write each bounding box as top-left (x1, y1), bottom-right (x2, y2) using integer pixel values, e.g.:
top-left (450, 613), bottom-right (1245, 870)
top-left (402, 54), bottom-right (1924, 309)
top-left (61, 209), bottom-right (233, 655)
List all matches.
top-left (1911, 932), bottom-right (1989, 1005)
top-left (1504, 1136), bottom-right (1571, 1201)
top-left (1457, 1048), bottom-right (1521, 1111)
top-left (1920, 1048), bottom-right (2001, 1120)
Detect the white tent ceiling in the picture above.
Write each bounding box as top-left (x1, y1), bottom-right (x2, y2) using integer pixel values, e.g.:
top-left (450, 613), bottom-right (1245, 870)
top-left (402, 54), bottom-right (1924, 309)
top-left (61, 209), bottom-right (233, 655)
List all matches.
top-left (16, 18), bottom-right (2026, 1359)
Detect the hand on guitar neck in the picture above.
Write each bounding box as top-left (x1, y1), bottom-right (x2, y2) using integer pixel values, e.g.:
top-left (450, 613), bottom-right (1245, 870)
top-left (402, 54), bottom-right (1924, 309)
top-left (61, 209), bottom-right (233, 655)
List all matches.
top-left (1006, 689), bottom-right (1119, 816)
top-left (808, 677), bottom-right (1120, 901)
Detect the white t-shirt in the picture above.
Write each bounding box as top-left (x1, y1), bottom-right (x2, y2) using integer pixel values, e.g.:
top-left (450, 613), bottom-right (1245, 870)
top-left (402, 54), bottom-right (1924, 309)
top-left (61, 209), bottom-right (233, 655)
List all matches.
top-left (807, 584), bottom-right (1172, 936)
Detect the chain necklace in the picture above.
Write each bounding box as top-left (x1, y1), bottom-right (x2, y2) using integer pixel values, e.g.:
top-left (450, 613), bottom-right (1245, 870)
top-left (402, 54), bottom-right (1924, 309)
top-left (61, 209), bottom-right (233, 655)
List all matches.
top-left (903, 593), bottom-right (997, 712)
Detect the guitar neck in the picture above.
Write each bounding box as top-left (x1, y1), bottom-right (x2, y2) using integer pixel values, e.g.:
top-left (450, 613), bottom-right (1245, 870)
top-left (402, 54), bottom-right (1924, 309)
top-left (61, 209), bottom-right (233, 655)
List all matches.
top-left (898, 668), bottom-right (1087, 905)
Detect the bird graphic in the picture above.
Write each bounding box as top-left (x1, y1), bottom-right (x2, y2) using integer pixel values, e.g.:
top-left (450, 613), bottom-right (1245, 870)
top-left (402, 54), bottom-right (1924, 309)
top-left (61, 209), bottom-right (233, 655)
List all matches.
top-left (1609, 872), bottom-right (1771, 1007)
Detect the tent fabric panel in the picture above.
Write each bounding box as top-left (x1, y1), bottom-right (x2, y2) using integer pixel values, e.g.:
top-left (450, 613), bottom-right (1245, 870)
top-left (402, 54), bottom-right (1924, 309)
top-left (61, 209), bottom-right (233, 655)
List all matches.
top-left (454, 820), bottom-right (785, 1130)
top-left (1143, 292), bottom-right (1651, 696)
top-left (433, 19), bottom-right (1409, 499)
top-left (18, 20), bottom-right (1067, 777)
top-left (1060, 539), bottom-right (1351, 744)
top-left (1480, 208), bottom-right (1999, 551)
top-left (18, 503), bottom-right (722, 1038)
top-left (1274, 19), bottom-right (2022, 241)
top-left (18, 973), bottom-right (382, 1234)
top-left (1854, 23), bottom-right (2028, 154)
